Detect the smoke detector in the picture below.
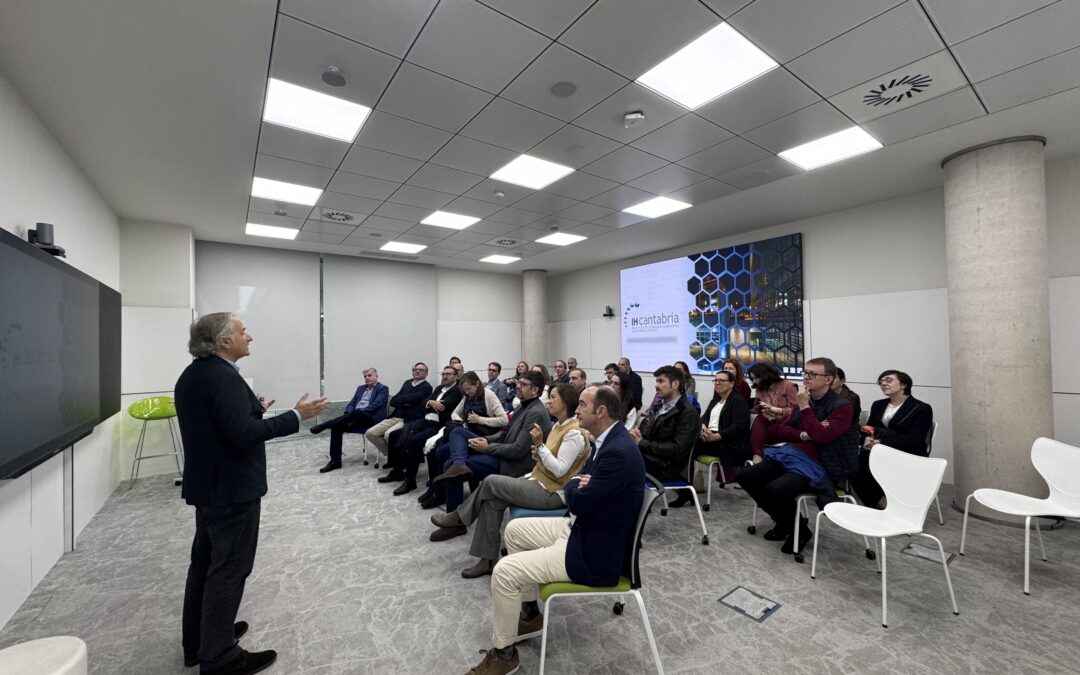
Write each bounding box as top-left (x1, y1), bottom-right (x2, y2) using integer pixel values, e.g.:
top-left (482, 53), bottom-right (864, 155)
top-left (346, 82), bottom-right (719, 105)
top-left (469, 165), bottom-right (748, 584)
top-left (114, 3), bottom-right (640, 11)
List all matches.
top-left (623, 110), bottom-right (645, 128)
top-left (322, 66), bottom-right (346, 87)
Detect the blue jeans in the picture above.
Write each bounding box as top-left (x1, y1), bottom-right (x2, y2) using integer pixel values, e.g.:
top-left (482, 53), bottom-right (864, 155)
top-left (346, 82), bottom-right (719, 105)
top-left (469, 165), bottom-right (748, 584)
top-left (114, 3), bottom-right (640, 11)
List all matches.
top-left (447, 426), bottom-right (479, 465)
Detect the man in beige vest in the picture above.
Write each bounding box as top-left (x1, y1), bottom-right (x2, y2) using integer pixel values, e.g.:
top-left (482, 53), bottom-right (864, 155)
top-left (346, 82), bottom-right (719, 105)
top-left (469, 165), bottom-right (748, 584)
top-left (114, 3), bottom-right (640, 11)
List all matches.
top-left (429, 383), bottom-right (586, 579)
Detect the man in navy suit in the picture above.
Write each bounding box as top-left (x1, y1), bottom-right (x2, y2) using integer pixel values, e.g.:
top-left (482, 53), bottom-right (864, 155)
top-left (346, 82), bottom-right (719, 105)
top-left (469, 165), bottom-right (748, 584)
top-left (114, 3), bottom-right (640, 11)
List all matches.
top-left (175, 313), bottom-right (328, 675)
top-left (313, 367), bottom-right (389, 473)
top-left (465, 385), bottom-right (644, 675)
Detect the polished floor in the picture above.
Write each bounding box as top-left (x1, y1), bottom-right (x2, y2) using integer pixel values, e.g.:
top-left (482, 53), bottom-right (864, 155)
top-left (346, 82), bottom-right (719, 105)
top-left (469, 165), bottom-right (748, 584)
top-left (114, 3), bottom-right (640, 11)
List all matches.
top-left (2, 434), bottom-right (1078, 674)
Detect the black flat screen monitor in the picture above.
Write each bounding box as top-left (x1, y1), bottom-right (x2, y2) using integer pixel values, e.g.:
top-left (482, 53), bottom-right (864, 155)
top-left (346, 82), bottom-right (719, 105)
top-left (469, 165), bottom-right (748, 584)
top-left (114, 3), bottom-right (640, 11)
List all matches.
top-left (0, 227), bottom-right (121, 479)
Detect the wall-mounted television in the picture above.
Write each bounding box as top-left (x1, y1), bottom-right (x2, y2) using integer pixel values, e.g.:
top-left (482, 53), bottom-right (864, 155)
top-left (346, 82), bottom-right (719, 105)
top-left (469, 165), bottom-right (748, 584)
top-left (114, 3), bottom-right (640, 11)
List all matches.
top-left (0, 227), bottom-right (121, 479)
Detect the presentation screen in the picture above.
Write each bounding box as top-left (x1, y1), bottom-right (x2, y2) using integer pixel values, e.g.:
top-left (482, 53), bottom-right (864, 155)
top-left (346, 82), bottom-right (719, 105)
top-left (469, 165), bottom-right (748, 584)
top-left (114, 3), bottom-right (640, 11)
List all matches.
top-left (620, 233), bottom-right (804, 376)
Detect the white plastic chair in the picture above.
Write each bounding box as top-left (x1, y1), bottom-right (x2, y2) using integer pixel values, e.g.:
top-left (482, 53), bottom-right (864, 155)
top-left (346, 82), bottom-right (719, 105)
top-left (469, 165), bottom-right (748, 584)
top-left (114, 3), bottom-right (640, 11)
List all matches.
top-left (649, 454), bottom-right (709, 545)
top-left (926, 421), bottom-right (944, 525)
top-left (959, 437), bottom-right (1080, 595)
top-left (811, 445), bottom-right (959, 627)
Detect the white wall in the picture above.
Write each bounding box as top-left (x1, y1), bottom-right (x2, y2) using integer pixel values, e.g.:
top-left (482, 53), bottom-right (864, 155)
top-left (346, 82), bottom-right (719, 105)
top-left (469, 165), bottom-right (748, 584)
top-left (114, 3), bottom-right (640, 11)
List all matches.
top-left (436, 267), bottom-right (523, 375)
top-left (0, 71), bottom-right (121, 628)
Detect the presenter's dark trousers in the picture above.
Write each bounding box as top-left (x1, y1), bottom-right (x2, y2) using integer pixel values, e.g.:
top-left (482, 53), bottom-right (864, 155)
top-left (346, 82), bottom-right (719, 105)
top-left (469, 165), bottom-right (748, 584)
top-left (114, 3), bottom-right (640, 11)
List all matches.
top-left (736, 458), bottom-right (810, 535)
top-left (182, 498), bottom-right (261, 670)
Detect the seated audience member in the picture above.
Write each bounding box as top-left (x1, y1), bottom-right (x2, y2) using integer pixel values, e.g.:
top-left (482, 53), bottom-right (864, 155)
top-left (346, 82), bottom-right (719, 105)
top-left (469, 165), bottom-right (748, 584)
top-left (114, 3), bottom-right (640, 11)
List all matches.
top-left (736, 357), bottom-right (859, 555)
top-left (364, 363), bottom-right (432, 464)
top-left (603, 362), bottom-right (619, 383)
top-left (852, 369), bottom-right (933, 509)
top-left (630, 366), bottom-right (701, 507)
top-left (568, 367), bottom-right (588, 392)
top-left (747, 362), bottom-right (800, 458)
top-left (610, 371), bottom-right (639, 429)
top-left (831, 367), bottom-right (861, 427)
top-left (567, 356), bottom-right (578, 371)
top-left (723, 357), bottom-right (753, 401)
top-left (696, 370), bottom-right (751, 485)
top-left (449, 356), bottom-right (462, 369)
top-left (674, 360), bottom-right (697, 400)
top-left (618, 356), bottom-right (645, 411)
top-left (430, 370), bottom-right (552, 513)
top-left (503, 361), bottom-right (529, 404)
top-left (513, 364), bottom-right (552, 408)
top-left (313, 367), bottom-right (389, 473)
top-left (552, 359), bottom-right (569, 384)
top-left (464, 385), bottom-right (644, 675)
top-left (484, 362), bottom-right (511, 410)
top-left (429, 384), bottom-right (584, 577)
top-left (377, 366), bottom-right (460, 489)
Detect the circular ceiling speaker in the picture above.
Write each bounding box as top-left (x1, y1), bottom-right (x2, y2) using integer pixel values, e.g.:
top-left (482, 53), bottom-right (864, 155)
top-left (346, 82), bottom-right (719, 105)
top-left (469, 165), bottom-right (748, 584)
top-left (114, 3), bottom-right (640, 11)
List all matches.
top-left (550, 81), bottom-right (577, 98)
top-left (322, 66), bottom-right (346, 87)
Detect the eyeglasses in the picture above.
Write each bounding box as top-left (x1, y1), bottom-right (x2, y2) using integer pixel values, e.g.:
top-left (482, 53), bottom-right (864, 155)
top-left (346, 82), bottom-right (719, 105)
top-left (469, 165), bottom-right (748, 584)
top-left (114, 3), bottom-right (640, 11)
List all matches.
top-left (802, 371), bottom-right (827, 380)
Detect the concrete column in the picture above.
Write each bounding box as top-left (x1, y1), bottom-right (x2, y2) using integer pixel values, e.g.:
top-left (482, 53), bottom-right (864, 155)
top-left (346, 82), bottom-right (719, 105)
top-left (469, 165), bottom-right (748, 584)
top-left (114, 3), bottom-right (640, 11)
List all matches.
top-left (942, 137), bottom-right (1053, 516)
top-left (522, 269), bottom-right (547, 366)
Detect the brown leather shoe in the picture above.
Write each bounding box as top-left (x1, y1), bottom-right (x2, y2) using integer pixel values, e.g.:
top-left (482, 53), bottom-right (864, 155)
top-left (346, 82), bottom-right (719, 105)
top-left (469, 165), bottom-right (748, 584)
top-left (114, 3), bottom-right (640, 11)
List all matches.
top-left (466, 648), bottom-right (519, 675)
top-left (461, 558), bottom-right (495, 579)
top-left (429, 524), bottom-right (468, 542)
top-left (432, 463), bottom-right (472, 485)
top-left (431, 511), bottom-right (462, 528)
top-left (516, 614), bottom-right (544, 642)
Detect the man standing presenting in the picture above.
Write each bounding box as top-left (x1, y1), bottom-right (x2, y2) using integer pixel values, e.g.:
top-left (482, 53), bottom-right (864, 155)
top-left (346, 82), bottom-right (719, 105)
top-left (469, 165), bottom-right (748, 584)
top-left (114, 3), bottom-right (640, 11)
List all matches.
top-left (618, 356), bottom-right (644, 411)
top-left (175, 313), bottom-right (329, 674)
top-left (312, 367), bottom-right (388, 473)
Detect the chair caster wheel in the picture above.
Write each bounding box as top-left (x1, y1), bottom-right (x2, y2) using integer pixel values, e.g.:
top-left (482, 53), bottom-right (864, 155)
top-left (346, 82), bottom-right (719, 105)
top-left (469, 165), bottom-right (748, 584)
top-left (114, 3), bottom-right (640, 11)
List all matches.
top-left (865, 549), bottom-right (876, 560)
top-left (363, 460), bottom-right (369, 466)
top-left (660, 509), bottom-right (668, 517)
top-left (374, 463), bottom-right (380, 469)
top-left (702, 535), bottom-right (709, 545)
top-left (613, 602), bottom-right (624, 615)
top-left (794, 553), bottom-right (804, 564)
top-left (747, 526), bottom-right (757, 535)
top-left (702, 504), bottom-right (710, 512)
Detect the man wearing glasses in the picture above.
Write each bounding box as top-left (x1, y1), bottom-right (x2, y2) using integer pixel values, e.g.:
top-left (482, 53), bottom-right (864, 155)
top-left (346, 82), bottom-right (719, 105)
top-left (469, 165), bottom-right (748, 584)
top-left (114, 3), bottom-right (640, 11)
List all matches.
top-left (364, 363), bottom-right (433, 466)
top-left (736, 357), bottom-right (859, 556)
top-left (485, 361), bottom-right (511, 410)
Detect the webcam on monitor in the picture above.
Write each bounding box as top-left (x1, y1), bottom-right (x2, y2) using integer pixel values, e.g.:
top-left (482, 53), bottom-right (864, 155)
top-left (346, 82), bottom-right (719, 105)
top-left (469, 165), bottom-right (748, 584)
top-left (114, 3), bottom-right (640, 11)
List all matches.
top-left (27, 222), bottom-right (66, 257)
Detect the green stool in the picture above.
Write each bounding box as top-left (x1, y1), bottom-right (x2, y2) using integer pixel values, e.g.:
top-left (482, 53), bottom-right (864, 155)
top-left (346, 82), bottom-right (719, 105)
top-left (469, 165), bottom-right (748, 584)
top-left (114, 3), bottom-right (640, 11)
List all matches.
top-left (127, 396), bottom-right (183, 489)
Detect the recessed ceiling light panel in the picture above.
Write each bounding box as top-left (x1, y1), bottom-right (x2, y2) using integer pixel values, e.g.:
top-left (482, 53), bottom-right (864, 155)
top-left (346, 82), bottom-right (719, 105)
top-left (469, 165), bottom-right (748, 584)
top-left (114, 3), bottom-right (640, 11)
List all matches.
top-left (263, 78), bottom-right (371, 142)
top-left (380, 241), bottom-right (427, 254)
top-left (636, 23), bottom-right (777, 110)
top-left (480, 254), bottom-right (521, 264)
top-left (490, 154), bottom-right (574, 190)
top-left (245, 222), bottom-right (299, 240)
top-left (251, 177), bottom-right (323, 206)
top-left (622, 196), bottom-right (692, 219)
top-left (778, 126), bottom-right (882, 170)
top-left (535, 232), bottom-right (587, 246)
top-left (421, 211), bottom-right (481, 230)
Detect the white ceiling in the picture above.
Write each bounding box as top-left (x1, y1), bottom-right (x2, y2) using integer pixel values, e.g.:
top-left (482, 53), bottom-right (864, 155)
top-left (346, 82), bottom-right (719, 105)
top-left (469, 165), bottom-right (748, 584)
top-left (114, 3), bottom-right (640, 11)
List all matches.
top-left (1, 0), bottom-right (1079, 275)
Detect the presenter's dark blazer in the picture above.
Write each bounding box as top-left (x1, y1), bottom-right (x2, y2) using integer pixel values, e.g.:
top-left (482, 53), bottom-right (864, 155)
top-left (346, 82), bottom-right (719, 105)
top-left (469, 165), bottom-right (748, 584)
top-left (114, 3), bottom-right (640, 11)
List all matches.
top-left (174, 355), bottom-right (299, 507)
top-left (563, 423), bottom-right (645, 587)
top-left (866, 396), bottom-right (933, 456)
top-left (696, 392), bottom-right (751, 466)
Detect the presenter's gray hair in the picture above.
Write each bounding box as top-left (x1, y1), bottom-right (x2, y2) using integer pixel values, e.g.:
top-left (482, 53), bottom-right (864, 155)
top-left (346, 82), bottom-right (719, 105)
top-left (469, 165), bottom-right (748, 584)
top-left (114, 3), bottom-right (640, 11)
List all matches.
top-left (188, 312), bottom-right (235, 358)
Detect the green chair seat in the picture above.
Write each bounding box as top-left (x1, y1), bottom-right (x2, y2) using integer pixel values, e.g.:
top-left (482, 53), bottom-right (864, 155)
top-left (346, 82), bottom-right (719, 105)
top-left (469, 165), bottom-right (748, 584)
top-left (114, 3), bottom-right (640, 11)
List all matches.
top-left (128, 397), bottom-right (177, 420)
top-left (695, 455), bottom-right (721, 465)
top-left (540, 576), bottom-right (632, 603)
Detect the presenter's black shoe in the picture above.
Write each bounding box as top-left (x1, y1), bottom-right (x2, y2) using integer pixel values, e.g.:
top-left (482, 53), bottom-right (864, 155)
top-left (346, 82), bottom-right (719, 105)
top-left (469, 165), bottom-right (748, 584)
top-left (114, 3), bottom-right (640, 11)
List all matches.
top-left (318, 461), bottom-right (342, 474)
top-left (392, 479), bottom-right (417, 496)
top-left (377, 469), bottom-right (405, 483)
top-left (202, 648), bottom-right (277, 675)
top-left (183, 622), bottom-right (249, 667)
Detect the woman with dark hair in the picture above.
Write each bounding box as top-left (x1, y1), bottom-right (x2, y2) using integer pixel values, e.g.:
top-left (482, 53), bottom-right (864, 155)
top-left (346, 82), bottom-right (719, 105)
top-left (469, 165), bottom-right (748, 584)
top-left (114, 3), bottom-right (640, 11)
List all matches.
top-left (504, 361), bottom-right (529, 403)
top-left (609, 370), bottom-right (639, 429)
top-left (723, 357), bottom-right (752, 401)
top-left (851, 369), bottom-right (933, 508)
top-left (674, 361), bottom-right (697, 400)
top-left (747, 362), bottom-right (799, 458)
top-left (694, 370), bottom-right (751, 491)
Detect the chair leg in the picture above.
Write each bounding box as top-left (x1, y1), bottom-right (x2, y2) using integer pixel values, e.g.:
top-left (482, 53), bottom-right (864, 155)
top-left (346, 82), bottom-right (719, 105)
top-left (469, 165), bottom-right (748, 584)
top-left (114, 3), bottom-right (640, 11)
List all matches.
top-left (1034, 519), bottom-right (1047, 561)
top-left (129, 420), bottom-right (148, 490)
top-left (659, 489), bottom-right (669, 517)
top-left (539, 597), bottom-right (552, 675)
top-left (687, 488), bottom-right (709, 545)
top-left (1024, 516), bottom-right (1031, 595)
top-left (918, 533), bottom-right (959, 616)
top-left (880, 537), bottom-right (888, 628)
top-left (169, 418), bottom-right (183, 476)
top-left (810, 510), bottom-right (825, 579)
top-left (703, 462), bottom-right (714, 512)
top-left (632, 590), bottom-right (665, 675)
top-left (959, 493), bottom-right (975, 555)
top-left (934, 493), bottom-right (945, 525)
top-left (748, 503), bottom-right (758, 535)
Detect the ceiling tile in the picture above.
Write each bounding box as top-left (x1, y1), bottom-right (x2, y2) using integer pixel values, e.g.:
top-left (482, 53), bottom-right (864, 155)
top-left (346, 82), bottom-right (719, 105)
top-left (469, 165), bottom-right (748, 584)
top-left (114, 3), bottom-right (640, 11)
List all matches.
top-left (512, 191), bottom-right (579, 214)
top-left (355, 111), bottom-right (453, 161)
top-left (341, 226), bottom-right (412, 247)
top-left (699, 0), bottom-right (755, 18)
top-left (406, 0), bottom-right (551, 93)
top-left (254, 153), bottom-right (334, 188)
top-left (559, 0), bottom-right (722, 79)
top-left (279, 0), bottom-right (437, 58)
top-left (920, 0), bottom-right (1057, 45)
top-left (359, 215), bottom-right (417, 233)
top-left (465, 219), bottom-right (518, 236)
top-left (460, 97), bottom-right (565, 152)
top-left (318, 191), bottom-right (383, 215)
top-left (627, 163), bottom-right (709, 194)
top-left (862, 87), bottom-right (985, 144)
top-left (247, 211), bottom-right (305, 230)
top-left (487, 206), bottom-right (544, 226)
top-left (478, 0), bottom-right (594, 38)
top-left (430, 135), bottom-right (519, 176)
top-left (975, 46), bottom-right (1080, 112)
top-left (461, 178), bottom-right (535, 204)
top-left (371, 202), bottom-right (430, 223)
top-left (407, 163), bottom-right (486, 194)
top-left (630, 114), bottom-right (733, 162)
top-left (714, 155), bottom-right (802, 190)
top-left (296, 230), bottom-right (349, 245)
top-left (676, 136), bottom-right (771, 177)
top-left (447, 229), bottom-right (496, 244)
top-left (562, 222), bottom-right (615, 238)
top-left (418, 245), bottom-right (463, 258)
top-left (269, 15), bottom-right (399, 108)
top-left (787, 2), bottom-right (944, 97)
top-left (387, 184), bottom-right (457, 210)
top-left (302, 220), bottom-right (357, 236)
top-left (589, 211), bottom-right (650, 228)
top-left (951, 1), bottom-right (1080, 83)
top-left (257, 123), bottom-right (350, 169)
top-left (310, 206), bottom-right (370, 228)
top-left (743, 101), bottom-right (853, 153)
top-left (728, 0), bottom-right (905, 64)
top-left (544, 172), bottom-right (620, 201)
top-left (340, 145), bottom-right (423, 182)
top-left (404, 223), bottom-right (458, 239)
top-left (665, 178), bottom-right (740, 205)
top-left (574, 83), bottom-right (686, 143)
top-left (829, 50), bottom-right (969, 123)
top-left (249, 197), bottom-right (312, 220)
top-left (696, 67), bottom-right (821, 135)
top-left (377, 62), bottom-right (493, 132)
top-left (529, 215), bottom-right (586, 232)
top-left (528, 124), bottom-right (622, 168)
top-left (501, 43), bottom-right (629, 121)
top-left (557, 202), bottom-right (614, 223)
top-left (425, 237), bottom-right (473, 251)
top-left (443, 196), bottom-right (505, 219)
top-left (326, 171), bottom-right (400, 200)
top-left (458, 244), bottom-right (517, 259)
top-left (580, 146), bottom-right (668, 183)
top-left (587, 185), bottom-right (659, 210)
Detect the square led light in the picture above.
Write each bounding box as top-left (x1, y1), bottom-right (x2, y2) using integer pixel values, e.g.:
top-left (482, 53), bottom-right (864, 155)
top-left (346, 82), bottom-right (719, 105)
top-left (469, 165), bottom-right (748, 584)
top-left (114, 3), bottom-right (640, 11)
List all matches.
top-left (622, 196), bottom-right (692, 219)
top-left (778, 126), bottom-right (883, 170)
top-left (535, 232), bottom-right (587, 246)
top-left (263, 78), bottom-right (371, 142)
top-left (380, 241), bottom-right (427, 254)
top-left (421, 211), bottom-right (481, 230)
top-left (251, 177), bottom-right (323, 206)
top-left (490, 154), bottom-right (574, 190)
top-left (245, 223), bottom-right (299, 240)
top-left (637, 23), bottom-right (778, 109)
top-left (480, 254), bottom-right (520, 265)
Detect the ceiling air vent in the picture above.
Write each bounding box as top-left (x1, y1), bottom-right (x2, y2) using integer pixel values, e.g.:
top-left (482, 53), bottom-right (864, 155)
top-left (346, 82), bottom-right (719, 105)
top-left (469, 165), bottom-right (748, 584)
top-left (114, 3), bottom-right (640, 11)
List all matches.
top-left (321, 210), bottom-right (355, 223)
top-left (863, 74), bottom-right (932, 107)
top-left (487, 237), bottom-right (523, 248)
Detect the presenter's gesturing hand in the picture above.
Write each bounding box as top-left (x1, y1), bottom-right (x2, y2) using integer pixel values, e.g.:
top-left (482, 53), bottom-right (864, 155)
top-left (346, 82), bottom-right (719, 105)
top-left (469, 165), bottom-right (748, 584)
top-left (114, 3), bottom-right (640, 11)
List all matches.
top-left (294, 393), bottom-right (330, 420)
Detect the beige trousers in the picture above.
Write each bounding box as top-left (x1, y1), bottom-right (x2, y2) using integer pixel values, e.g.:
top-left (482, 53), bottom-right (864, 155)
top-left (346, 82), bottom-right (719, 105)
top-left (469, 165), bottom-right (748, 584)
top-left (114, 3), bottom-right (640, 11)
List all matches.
top-left (363, 417), bottom-right (403, 458)
top-left (491, 517), bottom-right (570, 649)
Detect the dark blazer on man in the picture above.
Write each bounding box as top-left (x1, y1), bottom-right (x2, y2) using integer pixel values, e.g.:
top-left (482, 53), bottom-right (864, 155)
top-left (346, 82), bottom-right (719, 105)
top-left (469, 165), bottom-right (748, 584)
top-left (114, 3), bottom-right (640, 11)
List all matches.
top-left (627, 370), bottom-right (644, 411)
top-left (483, 396), bottom-right (553, 477)
top-left (695, 392), bottom-right (751, 466)
top-left (174, 355), bottom-right (299, 507)
top-left (866, 396), bottom-right (933, 456)
top-left (563, 422), bottom-right (645, 587)
top-left (637, 396), bottom-right (701, 482)
top-left (388, 378), bottom-right (434, 422)
top-left (424, 383), bottom-right (463, 425)
top-left (345, 382), bottom-right (389, 422)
